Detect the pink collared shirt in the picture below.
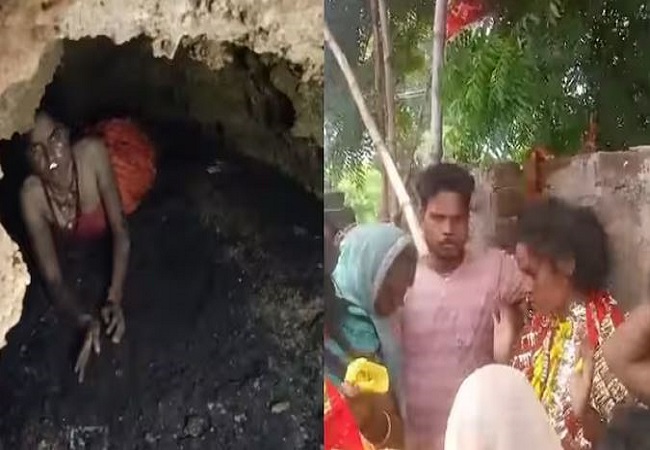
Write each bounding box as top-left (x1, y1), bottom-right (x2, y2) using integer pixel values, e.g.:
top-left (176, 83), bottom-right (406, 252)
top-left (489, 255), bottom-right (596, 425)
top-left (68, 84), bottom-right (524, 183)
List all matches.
top-left (402, 248), bottom-right (528, 450)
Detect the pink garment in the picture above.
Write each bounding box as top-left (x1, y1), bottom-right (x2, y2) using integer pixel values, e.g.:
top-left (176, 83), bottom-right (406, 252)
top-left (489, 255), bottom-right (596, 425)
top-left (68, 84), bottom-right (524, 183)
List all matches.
top-left (402, 249), bottom-right (528, 450)
top-left (74, 205), bottom-right (107, 239)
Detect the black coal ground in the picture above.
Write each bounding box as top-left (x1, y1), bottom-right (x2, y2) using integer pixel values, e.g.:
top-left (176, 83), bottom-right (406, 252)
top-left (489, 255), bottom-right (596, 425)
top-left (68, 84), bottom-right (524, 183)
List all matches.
top-left (0, 143), bottom-right (323, 449)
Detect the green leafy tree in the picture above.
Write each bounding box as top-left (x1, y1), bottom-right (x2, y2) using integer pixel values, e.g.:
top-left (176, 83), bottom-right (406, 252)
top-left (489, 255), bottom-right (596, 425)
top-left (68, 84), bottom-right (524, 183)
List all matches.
top-left (444, 0), bottom-right (650, 162)
top-left (327, 0), bottom-right (650, 221)
top-left (338, 165), bottom-right (383, 223)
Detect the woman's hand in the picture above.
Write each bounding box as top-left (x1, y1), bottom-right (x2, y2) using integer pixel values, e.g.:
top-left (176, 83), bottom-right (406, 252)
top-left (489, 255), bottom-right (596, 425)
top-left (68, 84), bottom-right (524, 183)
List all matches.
top-left (493, 304), bottom-right (524, 364)
top-left (570, 338), bottom-right (595, 419)
top-left (340, 382), bottom-right (402, 448)
top-left (101, 301), bottom-right (125, 344)
top-left (340, 382), bottom-right (375, 428)
top-left (74, 316), bottom-right (101, 383)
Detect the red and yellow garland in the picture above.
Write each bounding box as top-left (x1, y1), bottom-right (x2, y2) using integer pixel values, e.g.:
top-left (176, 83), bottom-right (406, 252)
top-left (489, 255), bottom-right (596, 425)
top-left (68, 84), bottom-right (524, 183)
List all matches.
top-left (513, 291), bottom-right (628, 450)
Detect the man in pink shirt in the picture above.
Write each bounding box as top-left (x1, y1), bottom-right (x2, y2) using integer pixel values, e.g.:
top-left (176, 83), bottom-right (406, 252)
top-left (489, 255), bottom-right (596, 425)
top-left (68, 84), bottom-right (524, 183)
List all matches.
top-left (402, 163), bottom-right (528, 450)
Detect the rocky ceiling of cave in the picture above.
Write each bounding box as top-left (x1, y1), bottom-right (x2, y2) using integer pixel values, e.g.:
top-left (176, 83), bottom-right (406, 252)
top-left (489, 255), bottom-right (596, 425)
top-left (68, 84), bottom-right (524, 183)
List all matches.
top-left (0, 0), bottom-right (323, 187)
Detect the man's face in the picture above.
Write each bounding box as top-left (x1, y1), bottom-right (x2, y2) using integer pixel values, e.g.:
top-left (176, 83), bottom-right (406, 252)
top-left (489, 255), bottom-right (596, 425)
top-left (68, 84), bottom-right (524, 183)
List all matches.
top-left (421, 191), bottom-right (469, 261)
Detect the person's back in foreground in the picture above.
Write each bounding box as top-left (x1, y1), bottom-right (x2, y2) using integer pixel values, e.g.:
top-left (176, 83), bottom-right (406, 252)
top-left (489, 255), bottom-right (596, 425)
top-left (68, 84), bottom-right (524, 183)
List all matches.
top-left (444, 364), bottom-right (650, 450)
top-left (445, 364), bottom-right (563, 450)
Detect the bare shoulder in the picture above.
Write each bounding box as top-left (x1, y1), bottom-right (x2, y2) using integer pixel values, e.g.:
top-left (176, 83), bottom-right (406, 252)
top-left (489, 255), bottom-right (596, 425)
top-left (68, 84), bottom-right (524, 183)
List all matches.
top-left (20, 175), bottom-right (47, 218)
top-left (73, 137), bottom-right (109, 167)
top-left (20, 175), bottom-right (45, 202)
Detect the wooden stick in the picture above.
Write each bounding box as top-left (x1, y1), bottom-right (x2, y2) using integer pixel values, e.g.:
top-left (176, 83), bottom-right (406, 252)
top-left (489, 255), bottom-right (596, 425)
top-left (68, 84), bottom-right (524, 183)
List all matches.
top-left (324, 24), bottom-right (429, 256)
top-left (369, 0), bottom-right (390, 221)
top-left (377, 0), bottom-right (398, 220)
top-left (430, 0), bottom-right (448, 163)
top-left (377, 0), bottom-right (396, 156)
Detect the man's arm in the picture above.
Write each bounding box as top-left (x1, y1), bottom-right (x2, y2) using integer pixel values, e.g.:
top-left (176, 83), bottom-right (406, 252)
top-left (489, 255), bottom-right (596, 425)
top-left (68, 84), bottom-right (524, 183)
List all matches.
top-left (92, 141), bottom-right (130, 305)
top-left (20, 182), bottom-right (88, 327)
top-left (493, 251), bottom-right (529, 362)
top-left (603, 303), bottom-right (650, 403)
top-left (497, 251), bottom-right (530, 306)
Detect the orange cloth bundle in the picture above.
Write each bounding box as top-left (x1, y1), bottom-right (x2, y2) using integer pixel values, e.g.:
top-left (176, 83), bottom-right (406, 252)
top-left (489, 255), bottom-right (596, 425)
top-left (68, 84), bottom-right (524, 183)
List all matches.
top-left (90, 118), bottom-right (156, 215)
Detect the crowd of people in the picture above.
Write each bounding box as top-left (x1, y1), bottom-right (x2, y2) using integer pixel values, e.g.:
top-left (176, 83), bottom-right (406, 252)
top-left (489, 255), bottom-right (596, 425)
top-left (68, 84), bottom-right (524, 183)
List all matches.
top-left (324, 163), bottom-right (650, 450)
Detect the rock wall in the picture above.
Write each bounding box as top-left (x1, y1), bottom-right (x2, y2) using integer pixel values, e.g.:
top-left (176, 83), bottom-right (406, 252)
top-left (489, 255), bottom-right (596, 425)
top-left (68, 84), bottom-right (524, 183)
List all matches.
top-left (0, 0), bottom-right (323, 183)
top-left (40, 37), bottom-right (322, 194)
top-left (472, 149), bottom-right (650, 312)
top-left (0, 225), bottom-right (30, 348)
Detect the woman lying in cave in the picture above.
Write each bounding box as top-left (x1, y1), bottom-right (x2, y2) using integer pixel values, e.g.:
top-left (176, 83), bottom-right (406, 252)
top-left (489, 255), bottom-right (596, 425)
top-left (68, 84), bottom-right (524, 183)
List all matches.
top-left (20, 111), bottom-right (156, 382)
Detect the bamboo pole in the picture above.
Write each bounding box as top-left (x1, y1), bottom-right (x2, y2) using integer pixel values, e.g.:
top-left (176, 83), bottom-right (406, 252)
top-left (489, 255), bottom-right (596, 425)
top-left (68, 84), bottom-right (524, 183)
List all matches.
top-left (369, 0), bottom-right (390, 221)
top-left (430, 0), bottom-right (448, 164)
top-left (377, 0), bottom-right (396, 156)
top-left (377, 0), bottom-right (398, 220)
top-left (325, 24), bottom-right (428, 256)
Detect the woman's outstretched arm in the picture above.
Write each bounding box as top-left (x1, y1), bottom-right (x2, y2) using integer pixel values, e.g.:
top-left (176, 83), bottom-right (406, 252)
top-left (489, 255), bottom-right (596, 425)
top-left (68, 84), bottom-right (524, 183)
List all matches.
top-left (92, 141), bottom-right (130, 306)
top-left (20, 179), bottom-right (88, 327)
top-left (603, 303), bottom-right (650, 403)
top-left (91, 141), bottom-right (129, 344)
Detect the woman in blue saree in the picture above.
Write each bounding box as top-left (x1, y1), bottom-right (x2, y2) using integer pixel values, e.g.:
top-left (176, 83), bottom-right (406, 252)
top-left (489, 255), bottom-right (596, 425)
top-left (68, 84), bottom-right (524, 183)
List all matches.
top-left (324, 222), bottom-right (417, 448)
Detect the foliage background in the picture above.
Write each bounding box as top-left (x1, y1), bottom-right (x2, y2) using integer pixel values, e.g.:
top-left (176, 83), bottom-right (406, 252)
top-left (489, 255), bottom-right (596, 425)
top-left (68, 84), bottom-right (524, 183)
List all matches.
top-left (327, 0), bottom-right (650, 221)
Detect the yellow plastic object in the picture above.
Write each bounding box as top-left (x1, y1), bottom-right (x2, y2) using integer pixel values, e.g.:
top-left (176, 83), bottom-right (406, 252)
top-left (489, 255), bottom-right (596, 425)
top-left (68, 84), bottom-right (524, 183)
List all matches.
top-left (344, 358), bottom-right (390, 394)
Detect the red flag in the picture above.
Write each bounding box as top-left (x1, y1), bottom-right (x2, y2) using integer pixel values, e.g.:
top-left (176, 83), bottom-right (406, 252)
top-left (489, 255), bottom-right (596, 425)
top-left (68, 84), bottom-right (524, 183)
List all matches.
top-left (446, 0), bottom-right (487, 40)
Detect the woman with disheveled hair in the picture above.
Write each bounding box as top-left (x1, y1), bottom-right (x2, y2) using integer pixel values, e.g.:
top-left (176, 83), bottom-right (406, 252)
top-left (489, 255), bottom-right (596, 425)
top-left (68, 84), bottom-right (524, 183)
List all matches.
top-left (511, 198), bottom-right (631, 449)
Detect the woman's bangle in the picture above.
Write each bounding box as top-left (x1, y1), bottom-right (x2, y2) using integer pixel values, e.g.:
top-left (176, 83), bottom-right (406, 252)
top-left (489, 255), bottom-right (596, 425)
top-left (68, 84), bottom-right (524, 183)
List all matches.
top-left (376, 410), bottom-right (392, 448)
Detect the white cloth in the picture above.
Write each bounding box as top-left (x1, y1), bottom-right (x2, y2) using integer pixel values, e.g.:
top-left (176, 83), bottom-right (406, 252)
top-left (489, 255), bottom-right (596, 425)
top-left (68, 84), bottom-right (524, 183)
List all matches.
top-left (444, 364), bottom-right (563, 450)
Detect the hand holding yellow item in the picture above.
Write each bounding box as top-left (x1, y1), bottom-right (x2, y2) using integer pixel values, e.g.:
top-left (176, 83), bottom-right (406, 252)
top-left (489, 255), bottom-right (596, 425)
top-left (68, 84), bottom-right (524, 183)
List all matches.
top-left (344, 358), bottom-right (390, 394)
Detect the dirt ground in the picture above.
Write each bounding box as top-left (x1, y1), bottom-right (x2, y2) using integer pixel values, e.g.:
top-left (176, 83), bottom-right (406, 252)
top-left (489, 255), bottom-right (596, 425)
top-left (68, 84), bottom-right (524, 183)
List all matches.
top-left (0, 126), bottom-right (323, 449)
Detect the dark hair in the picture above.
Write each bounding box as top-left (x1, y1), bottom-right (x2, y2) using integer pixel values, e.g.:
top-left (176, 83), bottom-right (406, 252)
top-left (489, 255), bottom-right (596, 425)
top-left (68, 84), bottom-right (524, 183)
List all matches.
top-left (516, 197), bottom-right (610, 293)
top-left (598, 407), bottom-right (650, 450)
top-left (416, 163), bottom-right (475, 209)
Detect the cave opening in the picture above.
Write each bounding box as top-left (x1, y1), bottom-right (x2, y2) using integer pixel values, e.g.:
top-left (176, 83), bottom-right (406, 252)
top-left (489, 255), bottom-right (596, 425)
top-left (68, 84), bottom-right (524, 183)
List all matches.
top-left (0, 37), bottom-right (322, 449)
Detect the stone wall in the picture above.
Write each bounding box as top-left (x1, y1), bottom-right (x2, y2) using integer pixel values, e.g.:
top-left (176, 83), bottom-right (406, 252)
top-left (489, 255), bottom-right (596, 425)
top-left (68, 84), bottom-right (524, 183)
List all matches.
top-left (470, 162), bottom-right (525, 255)
top-left (0, 224), bottom-right (29, 348)
top-left (473, 149), bottom-right (650, 312)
